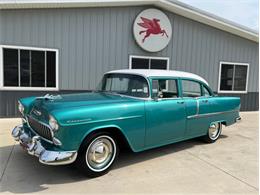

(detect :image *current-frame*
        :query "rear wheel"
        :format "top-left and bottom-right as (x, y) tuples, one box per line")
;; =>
(203, 122), (222, 143)
(76, 132), (118, 177)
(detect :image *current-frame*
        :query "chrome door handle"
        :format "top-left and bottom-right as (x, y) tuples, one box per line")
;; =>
(177, 101), (184, 104)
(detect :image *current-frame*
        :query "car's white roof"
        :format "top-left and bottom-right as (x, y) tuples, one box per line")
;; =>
(107, 69), (208, 85)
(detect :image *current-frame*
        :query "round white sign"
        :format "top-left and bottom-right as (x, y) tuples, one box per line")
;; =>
(133, 9), (172, 52)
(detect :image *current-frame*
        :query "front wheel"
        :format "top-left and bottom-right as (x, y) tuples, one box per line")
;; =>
(202, 122), (222, 143)
(76, 132), (118, 177)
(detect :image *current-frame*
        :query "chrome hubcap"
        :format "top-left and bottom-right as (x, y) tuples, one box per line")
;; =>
(209, 123), (221, 140)
(86, 136), (116, 172)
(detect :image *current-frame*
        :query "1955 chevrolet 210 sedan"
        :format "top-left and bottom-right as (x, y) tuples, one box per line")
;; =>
(12, 69), (241, 177)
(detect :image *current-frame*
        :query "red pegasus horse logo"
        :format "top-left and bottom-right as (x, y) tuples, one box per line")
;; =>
(138, 17), (168, 43)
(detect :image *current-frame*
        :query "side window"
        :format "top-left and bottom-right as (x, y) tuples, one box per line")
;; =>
(182, 80), (201, 98)
(203, 85), (211, 97)
(152, 79), (178, 98)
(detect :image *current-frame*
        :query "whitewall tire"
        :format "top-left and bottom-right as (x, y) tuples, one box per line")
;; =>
(76, 132), (118, 177)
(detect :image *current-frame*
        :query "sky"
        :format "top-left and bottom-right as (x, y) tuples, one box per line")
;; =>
(179, 0), (259, 32)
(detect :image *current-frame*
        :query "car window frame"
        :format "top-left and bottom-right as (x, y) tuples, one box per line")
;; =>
(149, 77), (181, 100)
(101, 73), (151, 99)
(180, 78), (203, 98)
(180, 78), (213, 99)
(201, 83), (213, 97)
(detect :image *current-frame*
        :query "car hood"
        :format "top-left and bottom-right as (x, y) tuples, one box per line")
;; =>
(32, 92), (140, 113)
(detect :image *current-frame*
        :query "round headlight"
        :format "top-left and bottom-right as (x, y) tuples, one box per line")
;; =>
(18, 101), (24, 115)
(49, 115), (59, 131)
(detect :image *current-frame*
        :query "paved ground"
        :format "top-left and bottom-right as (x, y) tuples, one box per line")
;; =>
(0, 112), (258, 194)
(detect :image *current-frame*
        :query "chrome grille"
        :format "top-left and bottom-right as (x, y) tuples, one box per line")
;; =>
(27, 116), (52, 141)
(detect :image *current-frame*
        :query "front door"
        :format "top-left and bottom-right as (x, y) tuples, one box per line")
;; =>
(144, 78), (186, 147)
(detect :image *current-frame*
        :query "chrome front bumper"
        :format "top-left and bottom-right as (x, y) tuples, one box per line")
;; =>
(12, 125), (77, 165)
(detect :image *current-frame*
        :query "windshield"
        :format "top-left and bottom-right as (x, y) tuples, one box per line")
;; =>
(97, 73), (149, 98)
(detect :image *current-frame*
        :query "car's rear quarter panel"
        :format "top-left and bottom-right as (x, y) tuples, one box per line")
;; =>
(185, 96), (240, 137)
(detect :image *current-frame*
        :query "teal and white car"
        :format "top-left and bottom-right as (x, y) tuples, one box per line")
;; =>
(12, 69), (241, 177)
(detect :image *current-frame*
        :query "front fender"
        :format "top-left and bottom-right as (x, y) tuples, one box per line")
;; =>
(80, 124), (135, 151)
(52, 102), (146, 152)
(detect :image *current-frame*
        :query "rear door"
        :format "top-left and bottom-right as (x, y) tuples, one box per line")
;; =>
(181, 79), (211, 137)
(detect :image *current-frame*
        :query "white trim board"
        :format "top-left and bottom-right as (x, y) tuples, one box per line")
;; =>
(0, 0), (258, 42)
(0, 45), (59, 91)
(218, 61), (249, 94)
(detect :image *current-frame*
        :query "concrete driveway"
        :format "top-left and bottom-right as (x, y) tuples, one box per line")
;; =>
(0, 112), (258, 194)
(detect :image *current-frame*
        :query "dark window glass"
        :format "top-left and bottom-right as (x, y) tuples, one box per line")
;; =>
(150, 59), (167, 69)
(31, 51), (45, 87)
(20, 50), (30, 86)
(3, 49), (18, 86)
(234, 65), (247, 91)
(220, 64), (234, 91)
(131, 58), (149, 69)
(182, 80), (202, 98)
(47, 51), (56, 87)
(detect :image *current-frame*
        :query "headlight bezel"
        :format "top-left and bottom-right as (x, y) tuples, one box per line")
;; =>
(18, 101), (24, 115)
(49, 115), (59, 131)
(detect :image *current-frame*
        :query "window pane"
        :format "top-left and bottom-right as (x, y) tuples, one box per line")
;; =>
(131, 58), (149, 69)
(47, 51), (56, 87)
(31, 51), (45, 87)
(182, 80), (201, 97)
(109, 77), (129, 92)
(220, 64), (234, 91)
(20, 50), (30, 86)
(150, 59), (167, 69)
(234, 65), (247, 91)
(152, 79), (178, 98)
(3, 48), (18, 86)
(101, 74), (149, 97)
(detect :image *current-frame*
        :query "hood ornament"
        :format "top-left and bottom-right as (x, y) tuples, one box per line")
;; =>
(36, 94), (62, 101)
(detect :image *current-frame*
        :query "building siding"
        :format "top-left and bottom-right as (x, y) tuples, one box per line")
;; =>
(0, 6), (259, 117)
(0, 6), (258, 91)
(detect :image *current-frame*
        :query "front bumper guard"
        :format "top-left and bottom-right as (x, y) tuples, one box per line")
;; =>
(12, 125), (77, 165)
(235, 117), (242, 123)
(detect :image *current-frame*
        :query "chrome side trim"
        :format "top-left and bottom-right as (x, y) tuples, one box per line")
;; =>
(187, 110), (239, 119)
(66, 115), (143, 125)
(196, 98), (199, 115)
